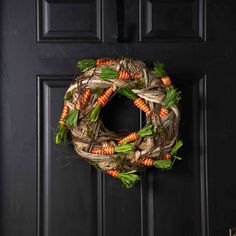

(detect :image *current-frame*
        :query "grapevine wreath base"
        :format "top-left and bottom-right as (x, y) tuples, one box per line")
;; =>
(55, 57), (183, 188)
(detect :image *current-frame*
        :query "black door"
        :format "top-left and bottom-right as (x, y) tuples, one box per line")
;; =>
(1, 0), (236, 236)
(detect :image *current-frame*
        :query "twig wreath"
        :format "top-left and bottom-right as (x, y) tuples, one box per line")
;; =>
(55, 58), (183, 188)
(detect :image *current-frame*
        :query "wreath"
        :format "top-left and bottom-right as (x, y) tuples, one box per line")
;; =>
(55, 58), (183, 188)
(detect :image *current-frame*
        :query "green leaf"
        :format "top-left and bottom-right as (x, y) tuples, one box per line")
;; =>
(117, 87), (137, 100)
(55, 124), (69, 144)
(88, 104), (101, 122)
(77, 59), (96, 72)
(153, 159), (172, 169)
(138, 124), (153, 137)
(65, 109), (79, 127)
(115, 143), (135, 153)
(100, 67), (118, 80)
(170, 140), (183, 161)
(163, 86), (182, 108)
(118, 170), (140, 188)
(152, 62), (167, 77)
(171, 140), (183, 156)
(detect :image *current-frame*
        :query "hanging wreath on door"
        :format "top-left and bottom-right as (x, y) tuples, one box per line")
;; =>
(55, 58), (183, 188)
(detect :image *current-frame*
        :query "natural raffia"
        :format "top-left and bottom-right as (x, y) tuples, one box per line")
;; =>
(55, 58), (183, 188)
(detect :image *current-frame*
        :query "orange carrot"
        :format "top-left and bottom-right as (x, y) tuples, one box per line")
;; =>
(159, 107), (169, 119)
(118, 132), (138, 144)
(131, 73), (142, 79)
(137, 158), (154, 166)
(154, 153), (171, 160)
(97, 87), (113, 107)
(55, 103), (69, 144)
(75, 99), (81, 110)
(74, 88), (91, 110)
(134, 98), (152, 116)
(164, 152), (171, 160)
(58, 104), (69, 126)
(118, 70), (130, 80)
(91, 146), (115, 155)
(106, 169), (120, 178)
(81, 88), (91, 106)
(161, 76), (172, 86)
(96, 58), (116, 66)
(118, 124), (153, 144)
(118, 70), (141, 80)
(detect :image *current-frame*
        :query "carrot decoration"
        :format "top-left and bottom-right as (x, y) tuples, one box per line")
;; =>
(92, 146), (115, 155)
(55, 103), (69, 144)
(138, 158), (153, 166)
(138, 152), (172, 166)
(106, 170), (140, 188)
(100, 67), (141, 80)
(66, 89), (91, 127)
(118, 132), (138, 145)
(159, 107), (169, 118)
(134, 98), (152, 116)
(163, 153), (171, 160)
(88, 86), (114, 122)
(118, 124), (153, 144)
(97, 87), (114, 106)
(137, 158), (171, 169)
(161, 77), (171, 86)
(77, 58), (116, 72)
(152, 62), (172, 86)
(170, 140), (183, 160)
(117, 87), (152, 116)
(91, 143), (135, 155)
(138, 140), (183, 168)
(96, 58), (116, 66)
(159, 86), (181, 119)
(153, 160), (172, 169)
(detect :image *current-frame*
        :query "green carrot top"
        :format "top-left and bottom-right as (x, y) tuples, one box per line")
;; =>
(171, 140), (183, 160)
(138, 124), (153, 137)
(163, 86), (181, 109)
(152, 62), (167, 77)
(117, 87), (137, 100)
(115, 142), (135, 153)
(77, 59), (96, 72)
(100, 67), (118, 80)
